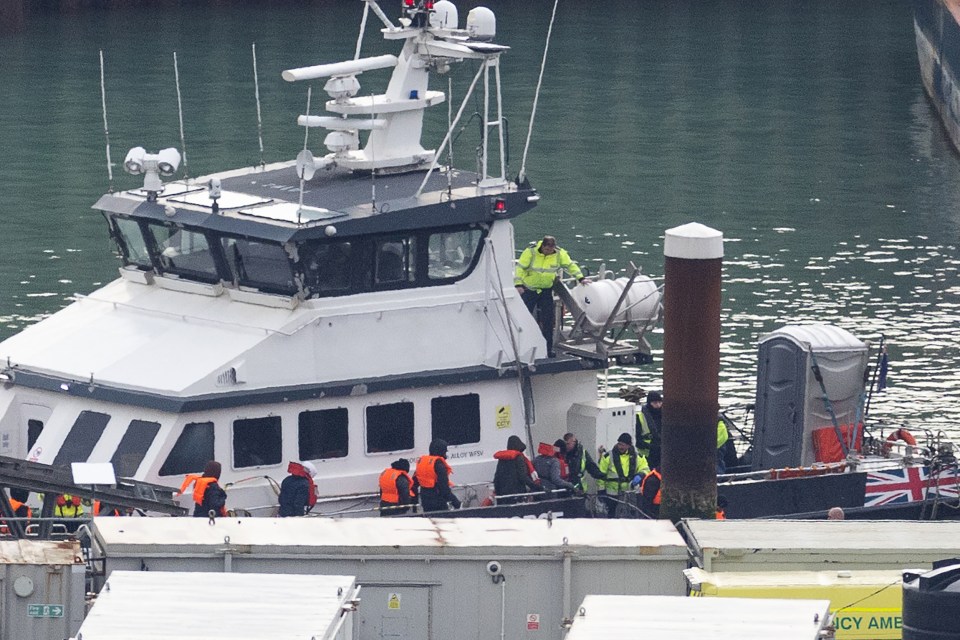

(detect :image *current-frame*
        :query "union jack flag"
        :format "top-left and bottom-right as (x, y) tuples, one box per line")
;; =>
(864, 466), (960, 507)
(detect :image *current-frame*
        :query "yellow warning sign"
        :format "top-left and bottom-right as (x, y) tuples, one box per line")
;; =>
(388, 593), (401, 610)
(496, 405), (511, 429)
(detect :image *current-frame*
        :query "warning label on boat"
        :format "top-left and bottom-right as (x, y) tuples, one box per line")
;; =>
(496, 406), (511, 429)
(388, 593), (401, 610)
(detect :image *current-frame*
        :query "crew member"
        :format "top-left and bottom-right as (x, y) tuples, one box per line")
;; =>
(415, 439), (461, 513)
(561, 432), (604, 492)
(9, 489), (32, 519)
(515, 235), (586, 357)
(379, 458), (416, 516)
(181, 460), (228, 518)
(598, 433), (649, 518)
(278, 461), (318, 517)
(717, 416), (731, 474)
(54, 493), (85, 533)
(636, 390), (663, 468)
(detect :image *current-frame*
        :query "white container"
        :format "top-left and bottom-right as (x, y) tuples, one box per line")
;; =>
(571, 276), (660, 327)
(682, 518), (960, 572)
(565, 594), (831, 640)
(72, 571), (359, 640)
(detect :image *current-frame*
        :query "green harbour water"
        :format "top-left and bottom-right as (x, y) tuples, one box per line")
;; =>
(0, 0), (957, 437)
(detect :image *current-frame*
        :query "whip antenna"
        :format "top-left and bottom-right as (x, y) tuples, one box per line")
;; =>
(252, 43), (265, 169)
(354, 1), (369, 60)
(518, 0), (560, 183)
(173, 52), (189, 182)
(99, 50), (114, 193)
(446, 76), (454, 197)
(297, 86), (312, 225)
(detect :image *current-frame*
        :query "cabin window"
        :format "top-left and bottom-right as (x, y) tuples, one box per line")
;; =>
(113, 217), (153, 269)
(147, 223), (220, 283)
(301, 241), (354, 296)
(431, 394), (481, 446)
(298, 408), (349, 460)
(159, 421), (214, 476)
(374, 237), (416, 286)
(221, 237), (297, 295)
(428, 229), (482, 280)
(366, 402), (414, 453)
(232, 416), (282, 468)
(27, 419), (44, 451)
(110, 419), (161, 477)
(53, 411), (110, 466)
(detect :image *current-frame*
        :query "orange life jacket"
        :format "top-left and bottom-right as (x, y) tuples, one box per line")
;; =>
(716, 509), (726, 520)
(640, 469), (662, 505)
(9, 498), (32, 519)
(192, 477), (220, 506)
(415, 455), (453, 489)
(379, 469), (415, 504)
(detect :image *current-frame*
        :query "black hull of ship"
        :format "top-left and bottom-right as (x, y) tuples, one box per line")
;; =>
(915, 0), (960, 153)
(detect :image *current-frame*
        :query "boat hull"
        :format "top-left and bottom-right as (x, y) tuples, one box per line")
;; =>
(915, 0), (960, 152)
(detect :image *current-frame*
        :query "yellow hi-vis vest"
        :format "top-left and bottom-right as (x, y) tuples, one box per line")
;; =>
(515, 242), (584, 291)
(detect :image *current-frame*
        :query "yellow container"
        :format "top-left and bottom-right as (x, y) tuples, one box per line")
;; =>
(684, 567), (905, 639)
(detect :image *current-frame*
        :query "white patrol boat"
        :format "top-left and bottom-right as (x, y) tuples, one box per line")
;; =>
(0, 0), (659, 515)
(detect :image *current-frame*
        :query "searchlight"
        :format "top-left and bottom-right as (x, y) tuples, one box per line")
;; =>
(123, 146), (181, 201)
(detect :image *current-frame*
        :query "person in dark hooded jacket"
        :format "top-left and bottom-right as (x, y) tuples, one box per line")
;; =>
(533, 440), (577, 497)
(278, 461), (318, 517)
(416, 439), (461, 512)
(493, 435), (540, 504)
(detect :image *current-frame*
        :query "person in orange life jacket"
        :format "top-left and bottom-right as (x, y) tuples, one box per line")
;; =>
(514, 235), (586, 358)
(9, 488), (32, 519)
(716, 495), (729, 520)
(416, 439), (461, 512)
(379, 458), (416, 516)
(278, 461), (318, 517)
(533, 440), (577, 498)
(1, 489), (32, 534)
(639, 468), (662, 519)
(92, 501), (129, 517)
(493, 435), (541, 504)
(181, 460), (228, 518)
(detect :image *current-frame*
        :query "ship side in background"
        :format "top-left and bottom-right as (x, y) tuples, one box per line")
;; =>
(915, 0), (960, 151)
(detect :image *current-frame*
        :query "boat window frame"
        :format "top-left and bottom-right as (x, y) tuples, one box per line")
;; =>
(295, 223), (488, 299)
(431, 393), (482, 446)
(232, 415), (283, 470)
(53, 410), (111, 467)
(158, 421), (215, 477)
(142, 221), (226, 285)
(110, 419), (162, 478)
(298, 407), (349, 461)
(106, 214), (157, 272)
(219, 235), (299, 297)
(365, 402), (415, 455)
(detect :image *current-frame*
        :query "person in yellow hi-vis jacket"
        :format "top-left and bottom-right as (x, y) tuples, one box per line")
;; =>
(515, 235), (586, 358)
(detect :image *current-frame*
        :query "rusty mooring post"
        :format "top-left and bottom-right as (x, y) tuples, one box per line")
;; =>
(659, 222), (723, 522)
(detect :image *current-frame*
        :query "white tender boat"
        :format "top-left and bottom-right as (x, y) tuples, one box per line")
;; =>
(0, 0), (658, 515)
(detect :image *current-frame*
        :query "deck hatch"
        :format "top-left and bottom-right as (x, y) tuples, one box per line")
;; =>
(237, 202), (342, 224)
(168, 190), (271, 210)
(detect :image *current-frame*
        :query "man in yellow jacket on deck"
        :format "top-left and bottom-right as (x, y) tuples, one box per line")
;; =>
(515, 235), (585, 358)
